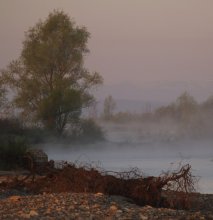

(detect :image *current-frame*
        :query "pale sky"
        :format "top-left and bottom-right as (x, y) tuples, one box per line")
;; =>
(0, 0), (213, 102)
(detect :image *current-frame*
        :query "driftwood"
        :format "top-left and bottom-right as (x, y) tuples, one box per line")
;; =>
(2, 162), (197, 209)
(101, 164), (196, 208)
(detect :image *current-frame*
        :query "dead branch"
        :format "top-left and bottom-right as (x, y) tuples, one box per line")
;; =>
(1, 161), (197, 209)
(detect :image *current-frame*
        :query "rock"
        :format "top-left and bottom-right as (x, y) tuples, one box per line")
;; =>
(109, 205), (118, 212)
(0, 192), (213, 219)
(95, 192), (103, 196)
(19, 213), (31, 219)
(45, 208), (51, 214)
(29, 210), (38, 216)
(8, 196), (21, 202)
(144, 205), (153, 209)
(139, 214), (148, 220)
(115, 209), (123, 218)
(92, 204), (100, 209)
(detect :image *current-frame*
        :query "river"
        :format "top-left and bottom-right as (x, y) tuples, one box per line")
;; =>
(44, 123), (213, 194)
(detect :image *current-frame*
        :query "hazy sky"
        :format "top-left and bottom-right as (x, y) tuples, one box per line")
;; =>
(1, 1), (213, 102)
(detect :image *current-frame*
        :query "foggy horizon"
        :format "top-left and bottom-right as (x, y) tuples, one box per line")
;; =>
(1, 2), (213, 213)
(1, 1), (213, 104)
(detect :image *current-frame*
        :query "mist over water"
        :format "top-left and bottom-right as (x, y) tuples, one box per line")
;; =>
(43, 122), (213, 194)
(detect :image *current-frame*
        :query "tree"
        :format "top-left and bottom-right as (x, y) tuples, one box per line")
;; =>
(175, 92), (198, 123)
(0, 88), (5, 110)
(0, 77), (7, 117)
(202, 95), (213, 111)
(103, 95), (116, 120)
(1, 10), (103, 134)
(155, 103), (176, 121)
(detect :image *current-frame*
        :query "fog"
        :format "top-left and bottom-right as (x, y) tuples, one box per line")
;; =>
(1, 1), (213, 197)
(42, 121), (213, 194)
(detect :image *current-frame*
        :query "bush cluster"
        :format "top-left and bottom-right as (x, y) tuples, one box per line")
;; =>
(0, 118), (29, 170)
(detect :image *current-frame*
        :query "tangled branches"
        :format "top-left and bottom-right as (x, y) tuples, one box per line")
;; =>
(1, 162), (197, 209)
(160, 164), (196, 192)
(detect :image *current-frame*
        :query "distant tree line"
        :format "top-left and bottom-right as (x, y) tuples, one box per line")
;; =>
(101, 92), (213, 139)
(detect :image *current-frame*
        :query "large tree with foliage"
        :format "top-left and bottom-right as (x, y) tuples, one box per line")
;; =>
(1, 10), (102, 134)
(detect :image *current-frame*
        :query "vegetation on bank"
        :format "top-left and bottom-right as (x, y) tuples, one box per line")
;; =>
(0, 118), (29, 169)
(0, 117), (104, 170)
(0, 10), (102, 136)
(101, 92), (213, 139)
(0, 9), (213, 170)
(0, 10), (104, 170)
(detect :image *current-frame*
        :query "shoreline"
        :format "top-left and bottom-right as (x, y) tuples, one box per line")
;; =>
(0, 192), (213, 219)
(1, 172), (213, 219)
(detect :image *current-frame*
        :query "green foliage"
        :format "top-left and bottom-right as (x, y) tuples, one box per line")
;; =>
(0, 118), (29, 170)
(67, 118), (104, 142)
(79, 119), (104, 141)
(0, 88), (5, 106)
(37, 88), (82, 133)
(0, 81), (6, 115)
(0, 118), (24, 135)
(1, 10), (103, 134)
(0, 136), (29, 170)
